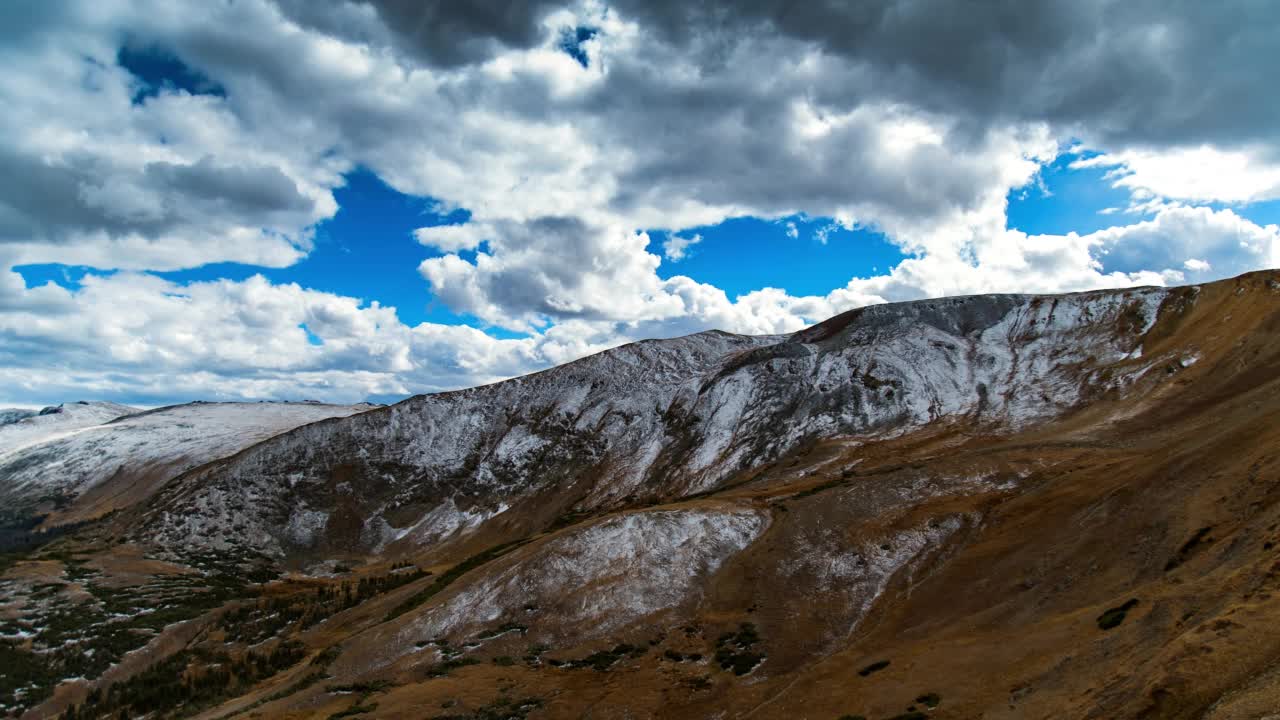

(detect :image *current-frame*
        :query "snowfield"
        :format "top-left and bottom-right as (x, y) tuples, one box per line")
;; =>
(0, 401), (377, 518)
(0, 401), (138, 459)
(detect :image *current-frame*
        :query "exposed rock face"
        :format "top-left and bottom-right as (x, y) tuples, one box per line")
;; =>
(140, 286), (1173, 559)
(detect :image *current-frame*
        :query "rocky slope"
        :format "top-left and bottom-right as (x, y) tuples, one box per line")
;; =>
(138, 285), (1175, 564)
(5, 270), (1280, 720)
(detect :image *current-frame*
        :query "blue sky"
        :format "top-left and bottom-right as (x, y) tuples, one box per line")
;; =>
(2, 1), (1279, 407)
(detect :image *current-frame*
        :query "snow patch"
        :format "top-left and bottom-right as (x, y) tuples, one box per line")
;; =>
(391, 507), (769, 659)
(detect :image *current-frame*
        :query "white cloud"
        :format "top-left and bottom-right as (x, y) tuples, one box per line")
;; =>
(1073, 145), (1280, 206)
(414, 223), (493, 252)
(662, 233), (701, 261)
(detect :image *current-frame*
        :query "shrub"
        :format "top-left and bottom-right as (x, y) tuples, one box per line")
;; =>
(1097, 599), (1140, 630)
(857, 659), (890, 677)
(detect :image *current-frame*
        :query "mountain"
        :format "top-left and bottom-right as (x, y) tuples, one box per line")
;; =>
(4, 270), (1280, 719)
(134, 285), (1169, 565)
(0, 401), (378, 534)
(0, 402), (139, 457)
(0, 409), (37, 428)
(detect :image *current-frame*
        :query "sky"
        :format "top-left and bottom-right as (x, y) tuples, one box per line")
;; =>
(2, 1), (1280, 407)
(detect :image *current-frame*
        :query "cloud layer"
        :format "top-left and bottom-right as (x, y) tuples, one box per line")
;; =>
(1, 0), (1278, 405)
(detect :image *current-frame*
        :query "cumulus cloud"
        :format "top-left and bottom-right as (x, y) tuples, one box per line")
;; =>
(0, 271), (548, 405)
(1073, 146), (1280, 205)
(0, 5), (343, 271)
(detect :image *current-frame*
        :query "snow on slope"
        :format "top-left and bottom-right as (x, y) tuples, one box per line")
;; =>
(0, 401), (138, 459)
(141, 286), (1182, 558)
(334, 507), (770, 677)
(0, 409), (36, 427)
(0, 401), (377, 521)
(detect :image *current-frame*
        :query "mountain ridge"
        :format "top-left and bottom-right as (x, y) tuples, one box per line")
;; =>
(131, 280), (1179, 566)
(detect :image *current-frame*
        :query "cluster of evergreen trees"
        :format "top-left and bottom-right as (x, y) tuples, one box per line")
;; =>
(221, 567), (428, 642)
(60, 641), (307, 720)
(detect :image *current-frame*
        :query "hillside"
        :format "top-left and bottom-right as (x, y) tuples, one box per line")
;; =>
(0, 401), (378, 538)
(3, 271), (1280, 719)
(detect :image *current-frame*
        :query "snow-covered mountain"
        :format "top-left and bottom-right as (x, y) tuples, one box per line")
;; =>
(0, 401), (377, 526)
(0, 401), (139, 458)
(0, 408), (36, 427)
(137, 286), (1183, 560)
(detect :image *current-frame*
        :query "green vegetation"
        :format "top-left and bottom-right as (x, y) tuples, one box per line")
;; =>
(714, 623), (765, 676)
(426, 657), (481, 677)
(325, 680), (392, 694)
(434, 696), (544, 720)
(857, 659), (890, 677)
(547, 509), (592, 532)
(476, 621), (527, 639)
(522, 642), (550, 666)
(684, 675), (713, 691)
(1165, 527), (1213, 571)
(222, 568), (427, 643)
(559, 643), (647, 671)
(3, 557), (262, 713)
(1097, 598), (1140, 630)
(61, 641), (307, 719)
(915, 692), (941, 708)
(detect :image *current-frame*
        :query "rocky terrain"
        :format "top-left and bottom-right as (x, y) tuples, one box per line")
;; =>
(3, 270), (1280, 719)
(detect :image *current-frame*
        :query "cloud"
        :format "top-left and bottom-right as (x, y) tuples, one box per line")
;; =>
(1073, 146), (1280, 205)
(2, 0), (1280, 404)
(273, 0), (566, 68)
(414, 223), (492, 252)
(0, 270), (543, 405)
(609, 0), (1280, 151)
(0, 3), (342, 271)
(1090, 204), (1280, 280)
(662, 233), (700, 261)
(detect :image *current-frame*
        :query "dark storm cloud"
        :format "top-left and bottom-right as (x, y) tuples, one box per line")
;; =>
(144, 157), (312, 216)
(580, 54), (1001, 225)
(0, 148), (313, 247)
(610, 0), (1280, 150)
(272, 0), (564, 67)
